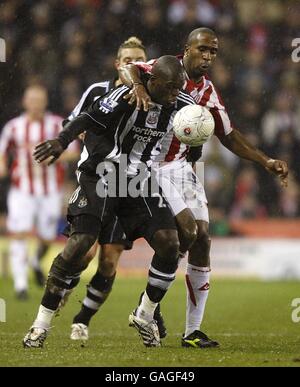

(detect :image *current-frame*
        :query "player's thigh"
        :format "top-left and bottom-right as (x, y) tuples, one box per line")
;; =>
(6, 188), (35, 234)
(117, 194), (178, 246)
(158, 173), (187, 217)
(37, 193), (62, 241)
(173, 163), (209, 222)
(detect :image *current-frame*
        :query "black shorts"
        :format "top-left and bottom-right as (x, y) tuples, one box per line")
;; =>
(98, 215), (133, 250)
(67, 172), (105, 235)
(67, 173), (132, 249)
(107, 193), (177, 244)
(67, 172), (177, 244)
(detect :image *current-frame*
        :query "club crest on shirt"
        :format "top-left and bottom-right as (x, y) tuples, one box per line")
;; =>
(78, 196), (88, 208)
(146, 110), (159, 125)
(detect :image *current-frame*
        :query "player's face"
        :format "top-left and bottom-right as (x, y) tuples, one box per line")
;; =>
(184, 33), (218, 78)
(23, 87), (48, 117)
(115, 48), (147, 70)
(149, 73), (185, 106)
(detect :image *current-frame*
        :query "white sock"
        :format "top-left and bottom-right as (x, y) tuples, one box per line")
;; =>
(9, 239), (28, 292)
(33, 305), (55, 330)
(185, 263), (210, 338)
(136, 291), (158, 322)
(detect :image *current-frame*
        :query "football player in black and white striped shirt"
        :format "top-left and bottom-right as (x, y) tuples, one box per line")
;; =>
(60, 38), (170, 342)
(23, 56), (197, 348)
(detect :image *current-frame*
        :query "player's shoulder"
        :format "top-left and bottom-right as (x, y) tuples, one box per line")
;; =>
(105, 84), (131, 100)
(85, 80), (112, 96)
(95, 85), (131, 114)
(80, 80), (113, 105)
(176, 90), (195, 108)
(2, 115), (23, 130)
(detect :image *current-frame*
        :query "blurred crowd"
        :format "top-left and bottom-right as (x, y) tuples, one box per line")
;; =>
(0, 0), (300, 235)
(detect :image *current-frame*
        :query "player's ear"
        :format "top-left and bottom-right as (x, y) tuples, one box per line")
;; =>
(184, 45), (190, 56)
(115, 59), (120, 71)
(149, 74), (157, 84)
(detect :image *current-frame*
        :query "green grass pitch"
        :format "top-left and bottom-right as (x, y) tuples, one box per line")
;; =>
(0, 275), (300, 367)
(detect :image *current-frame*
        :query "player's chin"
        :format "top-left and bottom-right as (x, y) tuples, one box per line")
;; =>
(197, 64), (210, 73)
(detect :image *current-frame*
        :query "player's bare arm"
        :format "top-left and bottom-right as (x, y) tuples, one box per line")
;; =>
(119, 63), (152, 111)
(220, 128), (289, 187)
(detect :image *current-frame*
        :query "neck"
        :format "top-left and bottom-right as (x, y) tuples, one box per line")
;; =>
(26, 112), (44, 122)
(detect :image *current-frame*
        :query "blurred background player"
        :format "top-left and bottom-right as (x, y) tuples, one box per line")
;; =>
(119, 27), (288, 347)
(60, 37), (167, 341)
(0, 84), (78, 299)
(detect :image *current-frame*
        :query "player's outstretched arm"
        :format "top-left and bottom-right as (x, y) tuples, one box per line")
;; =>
(119, 63), (153, 111)
(33, 114), (93, 165)
(221, 128), (288, 187)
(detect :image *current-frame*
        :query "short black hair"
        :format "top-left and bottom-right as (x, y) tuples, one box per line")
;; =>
(152, 55), (183, 80)
(186, 28), (217, 45)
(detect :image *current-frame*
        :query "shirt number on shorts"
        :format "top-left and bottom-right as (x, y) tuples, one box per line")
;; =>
(153, 193), (166, 208)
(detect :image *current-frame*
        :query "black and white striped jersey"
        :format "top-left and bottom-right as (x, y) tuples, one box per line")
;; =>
(64, 80), (115, 125)
(76, 84), (196, 176)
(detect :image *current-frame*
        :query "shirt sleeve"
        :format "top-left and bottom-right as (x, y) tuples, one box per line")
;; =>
(82, 85), (132, 128)
(133, 59), (156, 74)
(67, 86), (99, 122)
(206, 83), (233, 140)
(58, 86), (132, 149)
(210, 107), (233, 140)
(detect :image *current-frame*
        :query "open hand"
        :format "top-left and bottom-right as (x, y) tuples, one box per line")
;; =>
(33, 139), (64, 165)
(123, 84), (153, 111)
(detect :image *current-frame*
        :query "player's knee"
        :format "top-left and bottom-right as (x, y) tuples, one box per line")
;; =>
(64, 233), (97, 263)
(82, 242), (98, 266)
(196, 228), (211, 249)
(152, 230), (180, 260)
(180, 221), (198, 250)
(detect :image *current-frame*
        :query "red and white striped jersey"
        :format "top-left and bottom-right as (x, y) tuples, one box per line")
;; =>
(135, 57), (233, 162)
(0, 113), (66, 195)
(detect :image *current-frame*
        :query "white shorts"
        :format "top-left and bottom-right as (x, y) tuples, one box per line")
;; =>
(154, 160), (209, 223)
(7, 188), (63, 240)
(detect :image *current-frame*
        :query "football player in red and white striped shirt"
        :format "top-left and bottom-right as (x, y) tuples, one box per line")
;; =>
(119, 27), (288, 348)
(0, 84), (78, 299)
